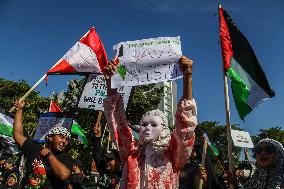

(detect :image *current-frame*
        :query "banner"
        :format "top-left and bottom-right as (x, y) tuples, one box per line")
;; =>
(231, 129), (254, 148)
(78, 74), (132, 110)
(33, 112), (73, 142)
(111, 36), (182, 88)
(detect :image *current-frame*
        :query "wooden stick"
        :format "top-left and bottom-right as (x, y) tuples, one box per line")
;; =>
(9, 74), (47, 113)
(198, 139), (208, 189)
(223, 73), (234, 189)
(101, 123), (107, 146)
(244, 148), (251, 161)
(8, 58), (63, 113)
(107, 131), (111, 152)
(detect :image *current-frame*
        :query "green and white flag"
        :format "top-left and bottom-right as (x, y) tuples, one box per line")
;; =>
(71, 120), (88, 146)
(203, 133), (220, 157)
(0, 112), (19, 155)
(0, 112), (13, 137)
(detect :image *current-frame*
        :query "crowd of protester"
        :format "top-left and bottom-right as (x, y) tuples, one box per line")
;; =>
(1, 135), (283, 189)
(0, 56), (283, 188)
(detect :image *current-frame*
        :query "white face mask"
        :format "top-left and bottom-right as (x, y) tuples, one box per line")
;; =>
(139, 115), (163, 144)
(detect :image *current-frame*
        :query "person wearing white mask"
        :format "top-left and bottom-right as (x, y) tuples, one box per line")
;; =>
(103, 56), (197, 189)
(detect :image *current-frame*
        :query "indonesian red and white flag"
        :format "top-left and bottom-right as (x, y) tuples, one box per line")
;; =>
(47, 27), (108, 75)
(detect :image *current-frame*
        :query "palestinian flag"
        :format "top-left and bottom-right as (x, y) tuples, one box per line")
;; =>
(203, 133), (220, 157)
(47, 27), (108, 75)
(219, 6), (275, 120)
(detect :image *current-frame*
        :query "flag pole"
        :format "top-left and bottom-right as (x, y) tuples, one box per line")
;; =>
(101, 124), (107, 146)
(219, 4), (234, 189)
(244, 148), (251, 161)
(198, 139), (208, 189)
(223, 74), (234, 189)
(8, 74), (47, 113)
(8, 58), (63, 113)
(107, 130), (111, 152)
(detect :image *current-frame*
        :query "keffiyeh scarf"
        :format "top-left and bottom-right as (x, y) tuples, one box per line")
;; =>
(244, 138), (284, 189)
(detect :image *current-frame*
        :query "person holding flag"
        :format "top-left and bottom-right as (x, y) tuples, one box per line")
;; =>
(103, 55), (197, 188)
(13, 100), (73, 189)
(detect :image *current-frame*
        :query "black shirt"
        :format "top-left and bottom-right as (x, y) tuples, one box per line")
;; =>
(21, 139), (72, 189)
(91, 137), (121, 189)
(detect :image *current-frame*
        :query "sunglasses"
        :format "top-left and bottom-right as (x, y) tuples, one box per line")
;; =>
(254, 145), (276, 154)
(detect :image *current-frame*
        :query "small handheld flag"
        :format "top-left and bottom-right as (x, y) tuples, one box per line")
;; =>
(203, 133), (220, 157)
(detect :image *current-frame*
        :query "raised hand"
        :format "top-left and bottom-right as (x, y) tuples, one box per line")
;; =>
(14, 99), (25, 111)
(93, 123), (102, 138)
(178, 56), (194, 100)
(103, 60), (117, 80)
(178, 56), (193, 76)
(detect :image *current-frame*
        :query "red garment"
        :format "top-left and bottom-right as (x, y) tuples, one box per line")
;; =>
(104, 93), (197, 189)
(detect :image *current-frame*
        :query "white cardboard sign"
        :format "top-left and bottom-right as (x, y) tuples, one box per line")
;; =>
(231, 129), (254, 148)
(78, 74), (132, 110)
(111, 36), (182, 88)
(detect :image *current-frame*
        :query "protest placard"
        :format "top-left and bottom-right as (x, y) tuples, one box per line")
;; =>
(33, 112), (73, 143)
(231, 129), (254, 148)
(78, 74), (132, 110)
(111, 36), (182, 88)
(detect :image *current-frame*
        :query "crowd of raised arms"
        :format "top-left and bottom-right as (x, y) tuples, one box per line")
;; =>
(0, 56), (283, 189)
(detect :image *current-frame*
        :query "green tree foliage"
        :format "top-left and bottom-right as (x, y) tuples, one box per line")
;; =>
(0, 78), (49, 137)
(126, 84), (164, 124)
(252, 126), (284, 145)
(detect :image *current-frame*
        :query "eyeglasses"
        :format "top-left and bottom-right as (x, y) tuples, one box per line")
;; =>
(254, 145), (276, 154)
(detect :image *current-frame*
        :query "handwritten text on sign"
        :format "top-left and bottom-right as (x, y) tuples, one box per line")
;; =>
(111, 36), (182, 88)
(231, 129), (254, 148)
(33, 113), (73, 143)
(78, 74), (132, 110)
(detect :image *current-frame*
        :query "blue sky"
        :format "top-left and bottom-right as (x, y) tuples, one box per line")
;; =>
(0, 0), (283, 135)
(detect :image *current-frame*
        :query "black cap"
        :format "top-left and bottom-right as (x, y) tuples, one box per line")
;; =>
(103, 149), (120, 160)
